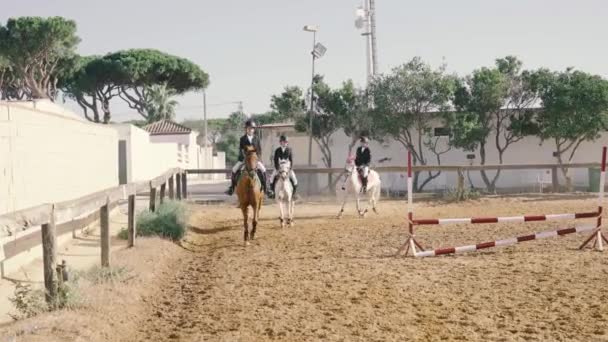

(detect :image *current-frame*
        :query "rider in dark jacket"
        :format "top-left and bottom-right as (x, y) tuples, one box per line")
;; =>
(225, 119), (268, 196)
(355, 136), (371, 193)
(269, 135), (298, 198)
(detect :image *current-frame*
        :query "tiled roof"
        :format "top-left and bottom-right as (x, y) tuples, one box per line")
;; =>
(143, 120), (192, 135)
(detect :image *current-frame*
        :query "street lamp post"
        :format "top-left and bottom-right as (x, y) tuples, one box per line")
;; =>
(303, 25), (318, 172)
(303, 25), (327, 195)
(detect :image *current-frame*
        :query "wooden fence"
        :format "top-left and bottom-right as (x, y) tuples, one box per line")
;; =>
(187, 162), (601, 193)
(0, 168), (188, 303)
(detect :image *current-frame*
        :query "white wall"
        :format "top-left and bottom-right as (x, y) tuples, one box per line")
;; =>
(262, 124), (608, 192)
(0, 100), (118, 215)
(113, 124), (177, 182)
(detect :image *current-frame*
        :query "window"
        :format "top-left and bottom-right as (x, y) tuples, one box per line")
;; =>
(434, 127), (451, 137)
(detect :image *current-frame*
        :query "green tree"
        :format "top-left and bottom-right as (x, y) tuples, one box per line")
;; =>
(0, 17), (80, 99)
(104, 49), (208, 120)
(216, 111), (247, 165)
(531, 68), (608, 190)
(369, 57), (456, 191)
(450, 56), (537, 192)
(144, 83), (179, 122)
(60, 55), (122, 123)
(270, 86), (306, 121)
(0, 56), (29, 100)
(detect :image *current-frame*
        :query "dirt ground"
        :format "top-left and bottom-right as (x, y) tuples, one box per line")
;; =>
(2, 195), (608, 341)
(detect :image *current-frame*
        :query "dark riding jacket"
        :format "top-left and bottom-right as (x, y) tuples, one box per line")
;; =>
(355, 146), (371, 166)
(238, 134), (262, 162)
(273, 146), (293, 169)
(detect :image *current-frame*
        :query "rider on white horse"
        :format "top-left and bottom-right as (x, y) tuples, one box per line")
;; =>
(225, 119), (269, 196)
(269, 135), (298, 198)
(355, 135), (372, 193)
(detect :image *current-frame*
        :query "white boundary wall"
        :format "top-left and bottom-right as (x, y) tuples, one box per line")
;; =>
(0, 100), (118, 215)
(113, 124), (177, 182)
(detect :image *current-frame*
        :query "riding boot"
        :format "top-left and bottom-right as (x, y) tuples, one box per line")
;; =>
(269, 176), (277, 199)
(256, 169), (268, 194)
(292, 182), (299, 199)
(225, 172), (237, 195)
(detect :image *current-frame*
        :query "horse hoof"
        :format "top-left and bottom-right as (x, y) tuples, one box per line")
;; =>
(245, 241), (250, 246)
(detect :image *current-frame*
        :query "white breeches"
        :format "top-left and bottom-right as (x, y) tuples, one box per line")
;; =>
(233, 161), (266, 173)
(359, 165), (369, 177)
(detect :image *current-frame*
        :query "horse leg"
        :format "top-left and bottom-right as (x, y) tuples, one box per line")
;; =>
(337, 195), (347, 219)
(372, 185), (380, 214)
(251, 202), (260, 240)
(356, 195), (364, 217)
(278, 199), (286, 228)
(242, 206), (249, 246)
(289, 197), (295, 227)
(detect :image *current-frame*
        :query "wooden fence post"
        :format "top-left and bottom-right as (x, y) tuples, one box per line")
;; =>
(160, 182), (166, 205)
(551, 166), (559, 192)
(100, 197), (110, 267)
(176, 173), (182, 200)
(149, 183), (157, 212)
(41, 205), (57, 304)
(168, 175), (175, 200)
(182, 172), (188, 200)
(128, 194), (136, 248)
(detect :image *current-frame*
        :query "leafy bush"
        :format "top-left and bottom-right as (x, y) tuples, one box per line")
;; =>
(136, 201), (187, 241)
(9, 280), (80, 320)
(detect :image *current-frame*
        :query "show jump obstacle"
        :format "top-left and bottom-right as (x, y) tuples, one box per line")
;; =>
(398, 147), (608, 257)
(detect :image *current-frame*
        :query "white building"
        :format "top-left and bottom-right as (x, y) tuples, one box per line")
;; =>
(259, 122), (608, 193)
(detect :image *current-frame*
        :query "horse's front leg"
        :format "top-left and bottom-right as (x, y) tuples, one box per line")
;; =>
(356, 195), (365, 218)
(278, 198), (286, 228)
(242, 206), (249, 246)
(288, 196), (295, 227)
(251, 201), (259, 240)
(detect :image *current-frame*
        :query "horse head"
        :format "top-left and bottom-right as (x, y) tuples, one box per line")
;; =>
(245, 146), (258, 170)
(278, 159), (291, 179)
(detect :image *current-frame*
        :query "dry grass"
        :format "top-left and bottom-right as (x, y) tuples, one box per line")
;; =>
(0, 237), (187, 342)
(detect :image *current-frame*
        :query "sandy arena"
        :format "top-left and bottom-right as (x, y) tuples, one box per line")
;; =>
(130, 195), (608, 341)
(2, 195), (608, 341)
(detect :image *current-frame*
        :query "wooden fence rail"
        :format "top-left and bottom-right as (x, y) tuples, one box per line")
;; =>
(187, 162), (601, 193)
(0, 168), (188, 304)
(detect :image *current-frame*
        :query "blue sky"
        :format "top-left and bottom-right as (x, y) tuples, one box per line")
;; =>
(2, 0), (607, 121)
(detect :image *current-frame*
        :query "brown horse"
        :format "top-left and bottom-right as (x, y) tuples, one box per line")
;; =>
(236, 146), (264, 245)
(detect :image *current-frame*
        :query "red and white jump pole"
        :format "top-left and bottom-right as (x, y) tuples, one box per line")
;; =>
(396, 150), (425, 256)
(399, 146), (608, 257)
(579, 146), (607, 251)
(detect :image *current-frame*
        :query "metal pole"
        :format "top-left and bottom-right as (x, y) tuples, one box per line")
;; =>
(307, 31), (317, 195)
(364, 0), (373, 84)
(203, 90), (208, 149)
(369, 0), (378, 77)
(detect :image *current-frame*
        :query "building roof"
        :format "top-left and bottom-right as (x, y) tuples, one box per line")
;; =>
(143, 120), (192, 135)
(258, 122), (296, 129)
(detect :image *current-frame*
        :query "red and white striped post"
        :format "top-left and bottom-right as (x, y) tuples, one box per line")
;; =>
(397, 150), (425, 256)
(580, 146), (607, 251)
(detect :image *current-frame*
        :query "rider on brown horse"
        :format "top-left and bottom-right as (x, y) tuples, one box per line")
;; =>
(225, 119), (269, 196)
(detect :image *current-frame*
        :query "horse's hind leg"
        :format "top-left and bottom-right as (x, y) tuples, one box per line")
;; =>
(337, 196), (347, 219)
(242, 206), (249, 245)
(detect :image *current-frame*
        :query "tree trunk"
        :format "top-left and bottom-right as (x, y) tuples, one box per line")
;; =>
(478, 142), (496, 193)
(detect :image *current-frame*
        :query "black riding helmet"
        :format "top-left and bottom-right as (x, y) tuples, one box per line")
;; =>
(245, 119), (256, 128)
(279, 135), (288, 142)
(360, 136), (369, 143)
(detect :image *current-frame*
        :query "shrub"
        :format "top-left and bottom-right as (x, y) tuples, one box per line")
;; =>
(136, 201), (187, 241)
(443, 188), (481, 202)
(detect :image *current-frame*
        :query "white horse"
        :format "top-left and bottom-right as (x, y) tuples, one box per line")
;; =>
(336, 159), (381, 218)
(275, 160), (295, 228)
